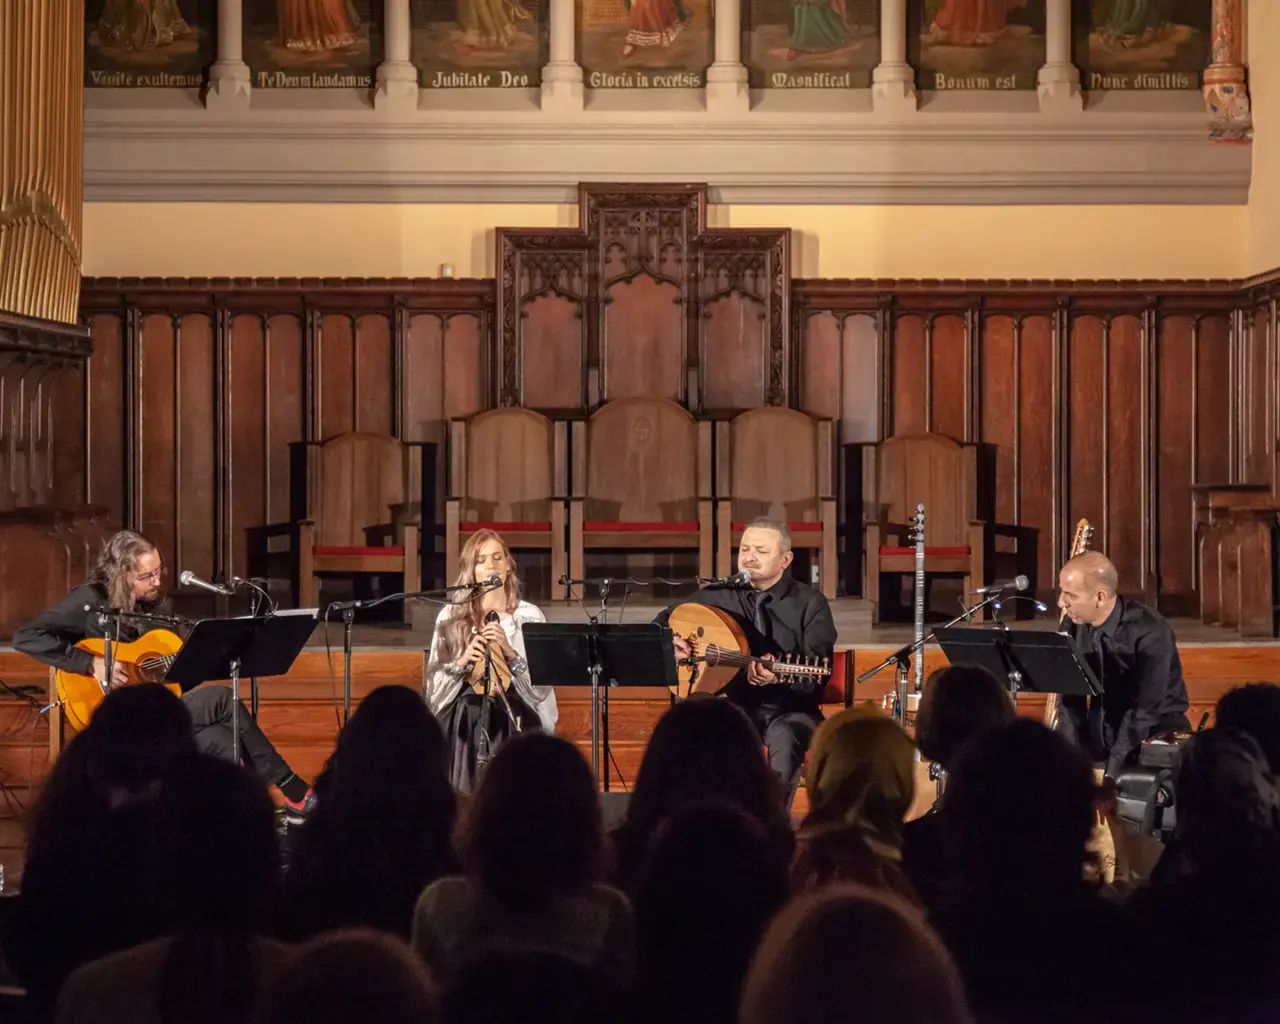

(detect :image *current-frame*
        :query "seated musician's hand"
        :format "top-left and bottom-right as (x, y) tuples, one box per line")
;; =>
(673, 635), (691, 660)
(748, 654), (778, 686)
(481, 622), (516, 659)
(92, 656), (129, 690)
(454, 635), (487, 671)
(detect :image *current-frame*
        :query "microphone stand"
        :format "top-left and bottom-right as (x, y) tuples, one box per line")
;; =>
(857, 592), (1004, 729)
(325, 579), (504, 725)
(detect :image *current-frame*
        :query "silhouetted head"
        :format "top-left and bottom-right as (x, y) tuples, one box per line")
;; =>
(915, 664), (1014, 770)
(1215, 682), (1280, 775)
(457, 733), (602, 911)
(85, 684), (196, 805)
(442, 951), (610, 1024)
(943, 718), (1095, 896)
(257, 930), (437, 1024)
(614, 697), (788, 890)
(740, 884), (973, 1024)
(149, 754), (281, 933)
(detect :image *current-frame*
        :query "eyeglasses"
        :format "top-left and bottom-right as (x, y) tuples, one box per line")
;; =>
(135, 566), (166, 584)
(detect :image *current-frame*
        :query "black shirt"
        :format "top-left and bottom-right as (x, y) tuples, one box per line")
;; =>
(1070, 595), (1190, 777)
(654, 573), (837, 714)
(12, 582), (163, 676)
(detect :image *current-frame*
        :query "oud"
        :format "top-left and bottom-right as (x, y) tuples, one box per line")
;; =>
(1045, 518), (1094, 731)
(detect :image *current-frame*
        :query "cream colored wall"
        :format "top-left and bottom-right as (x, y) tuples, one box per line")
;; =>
(83, 200), (1248, 281)
(1248, 0), (1279, 276)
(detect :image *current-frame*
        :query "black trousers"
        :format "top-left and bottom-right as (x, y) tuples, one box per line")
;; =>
(747, 706), (821, 806)
(182, 684), (292, 787)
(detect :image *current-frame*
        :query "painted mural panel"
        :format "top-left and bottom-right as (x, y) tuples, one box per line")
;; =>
(908, 0), (1046, 91)
(411, 0), (548, 87)
(743, 0), (879, 89)
(1075, 0), (1210, 90)
(577, 0), (713, 88)
(85, 0), (215, 87)
(245, 0), (380, 87)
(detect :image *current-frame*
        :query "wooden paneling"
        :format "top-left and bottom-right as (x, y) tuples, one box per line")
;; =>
(981, 315), (1016, 526)
(1107, 315), (1144, 588)
(1157, 316), (1196, 596)
(1018, 316), (1055, 590)
(318, 313), (355, 440)
(86, 313), (125, 521)
(703, 290), (766, 412)
(604, 275), (683, 403)
(177, 315), (216, 579)
(840, 313), (880, 444)
(799, 311), (839, 420)
(892, 315), (928, 436)
(355, 314), (394, 437)
(265, 315), (306, 526)
(1197, 316), (1233, 484)
(230, 314), (267, 574)
(930, 314), (967, 440)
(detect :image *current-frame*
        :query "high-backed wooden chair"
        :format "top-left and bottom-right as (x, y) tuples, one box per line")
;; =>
(243, 432), (428, 612)
(714, 408), (837, 599)
(862, 433), (986, 624)
(446, 408), (569, 597)
(569, 398), (712, 584)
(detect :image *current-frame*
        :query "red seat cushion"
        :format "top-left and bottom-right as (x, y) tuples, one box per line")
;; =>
(314, 546), (405, 557)
(818, 649), (849, 705)
(460, 521), (552, 532)
(584, 521), (699, 532)
(879, 545), (970, 556)
(731, 521), (823, 532)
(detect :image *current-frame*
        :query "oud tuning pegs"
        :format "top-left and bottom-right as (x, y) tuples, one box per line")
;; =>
(822, 657), (830, 670)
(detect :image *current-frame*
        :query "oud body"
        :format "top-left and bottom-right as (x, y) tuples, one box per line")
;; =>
(54, 630), (184, 732)
(666, 602), (829, 699)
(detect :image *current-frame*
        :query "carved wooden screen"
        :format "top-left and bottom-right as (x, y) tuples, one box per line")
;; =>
(496, 184), (791, 415)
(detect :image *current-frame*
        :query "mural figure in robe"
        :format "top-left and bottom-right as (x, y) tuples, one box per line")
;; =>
(277, 0), (360, 50)
(621, 0), (690, 57)
(458, 0), (531, 49)
(1100, 0), (1174, 46)
(785, 0), (875, 61)
(98, 0), (192, 49)
(928, 0), (1026, 46)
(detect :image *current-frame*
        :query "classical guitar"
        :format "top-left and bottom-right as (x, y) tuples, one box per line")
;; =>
(666, 602), (830, 699)
(1045, 518), (1094, 731)
(54, 629), (184, 732)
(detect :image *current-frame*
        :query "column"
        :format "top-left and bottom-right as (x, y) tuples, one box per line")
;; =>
(0, 1), (82, 322)
(206, 0), (251, 108)
(541, 0), (584, 112)
(1204, 0), (1251, 140)
(1037, 0), (1082, 112)
(376, 0), (419, 111)
(706, 0), (748, 114)
(872, 0), (916, 114)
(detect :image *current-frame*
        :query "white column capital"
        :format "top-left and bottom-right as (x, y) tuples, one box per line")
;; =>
(872, 0), (916, 115)
(205, 0), (250, 110)
(1038, 0), (1082, 113)
(706, 0), (748, 114)
(375, 0), (418, 112)
(542, 0), (583, 111)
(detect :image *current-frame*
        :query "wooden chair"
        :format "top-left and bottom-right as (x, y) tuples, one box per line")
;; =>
(569, 398), (713, 584)
(445, 408), (569, 598)
(248, 433), (431, 614)
(714, 408), (837, 599)
(861, 433), (987, 624)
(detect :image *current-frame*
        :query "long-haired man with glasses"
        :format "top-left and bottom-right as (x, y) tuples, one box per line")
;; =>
(14, 530), (313, 820)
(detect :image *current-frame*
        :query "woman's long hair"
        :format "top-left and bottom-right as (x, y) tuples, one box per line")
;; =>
(430, 530), (522, 669)
(89, 529), (158, 611)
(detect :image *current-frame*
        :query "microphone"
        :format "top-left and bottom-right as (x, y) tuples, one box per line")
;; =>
(476, 574), (503, 589)
(178, 570), (236, 597)
(971, 575), (1029, 596)
(699, 570), (752, 587)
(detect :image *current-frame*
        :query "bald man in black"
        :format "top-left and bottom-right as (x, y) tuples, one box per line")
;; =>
(1056, 551), (1190, 779)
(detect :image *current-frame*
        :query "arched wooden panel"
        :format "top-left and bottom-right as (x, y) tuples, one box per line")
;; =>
(444, 314), (485, 421)
(521, 293), (584, 412)
(230, 313), (266, 576)
(1196, 316), (1232, 484)
(800, 310), (839, 420)
(1107, 314), (1144, 588)
(460, 408), (554, 521)
(1019, 316), (1055, 590)
(86, 313), (125, 522)
(355, 314), (393, 437)
(603, 273), (683, 402)
(316, 433), (412, 548)
(703, 290), (766, 412)
(841, 313), (880, 444)
(930, 314), (967, 441)
(981, 315), (1016, 526)
(404, 313), (444, 446)
(176, 314), (216, 581)
(1068, 315), (1106, 541)
(318, 313), (355, 439)
(874, 433), (974, 547)
(1157, 315), (1195, 596)
(139, 313), (176, 563)
(892, 315), (927, 436)
(724, 407), (820, 521)
(265, 314), (305, 526)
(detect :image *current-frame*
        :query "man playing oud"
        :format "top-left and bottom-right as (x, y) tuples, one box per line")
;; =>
(14, 530), (313, 819)
(655, 518), (837, 794)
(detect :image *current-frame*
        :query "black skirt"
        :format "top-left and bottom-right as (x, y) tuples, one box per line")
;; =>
(442, 687), (538, 793)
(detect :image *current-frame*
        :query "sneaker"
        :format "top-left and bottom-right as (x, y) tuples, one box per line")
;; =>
(282, 787), (315, 825)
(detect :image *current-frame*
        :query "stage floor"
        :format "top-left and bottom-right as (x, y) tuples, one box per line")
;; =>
(302, 597), (1280, 650)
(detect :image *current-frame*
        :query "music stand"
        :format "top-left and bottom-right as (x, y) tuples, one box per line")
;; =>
(165, 610), (317, 760)
(934, 627), (1101, 709)
(522, 622), (677, 791)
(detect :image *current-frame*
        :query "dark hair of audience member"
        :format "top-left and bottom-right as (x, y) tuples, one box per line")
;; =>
(915, 664), (1014, 769)
(442, 951), (611, 1024)
(739, 884), (973, 1024)
(280, 684), (458, 939)
(632, 801), (789, 1024)
(456, 732), (603, 912)
(1215, 682), (1280, 776)
(149, 753), (283, 1024)
(610, 696), (790, 892)
(942, 718), (1096, 898)
(255, 930), (437, 1024)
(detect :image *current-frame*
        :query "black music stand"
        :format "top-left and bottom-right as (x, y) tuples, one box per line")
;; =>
(934, 627), (1101, 708)
(165, 610), (317, 760)
(522, 622), (677, 792)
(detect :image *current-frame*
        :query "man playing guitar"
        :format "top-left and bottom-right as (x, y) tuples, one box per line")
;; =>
(656, 517), (837, 796)
(14, 530), (313, 820)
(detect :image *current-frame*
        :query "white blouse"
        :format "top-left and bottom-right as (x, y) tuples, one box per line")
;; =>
(424, 600), (558, 733)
